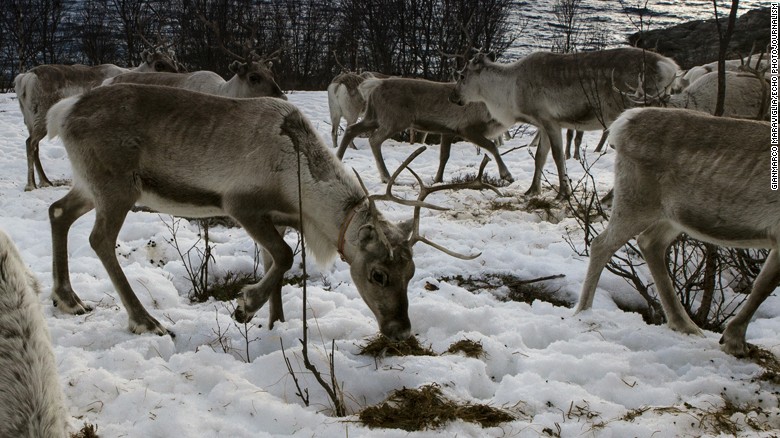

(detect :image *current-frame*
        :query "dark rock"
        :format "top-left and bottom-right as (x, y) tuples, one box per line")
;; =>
(627, 7), (770, 70)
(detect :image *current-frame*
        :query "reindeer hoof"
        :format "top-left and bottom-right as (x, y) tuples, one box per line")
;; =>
(719, 335), (754, 357)
(129, 314), (168, 336)
(233, 301), (256, 324)
(524, 186), (541, 197)
(268, 314), (284, 330)
(52, 294), (92, 315)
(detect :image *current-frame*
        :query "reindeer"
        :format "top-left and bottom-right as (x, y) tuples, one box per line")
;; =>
(45, 84), (494, 340)
(575, 107), (774, 357)
(328, 71), (369, 149)
(665, 71), (770, 120)
(569, 68), (768, 161)
(450, 47), (679, 199)
(14, 47), (179, 191)
(672, 57), (770, 93)
(103, 55), (286, 100)
(0, 230), (67, 437)
(337, 77), (512, 184)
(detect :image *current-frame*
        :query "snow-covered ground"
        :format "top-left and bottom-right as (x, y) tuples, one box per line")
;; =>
(0, 90), (778, 437)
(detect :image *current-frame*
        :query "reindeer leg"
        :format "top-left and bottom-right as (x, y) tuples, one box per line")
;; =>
(346, 115), (359, 150)
(261, 226), (288, 328)
(90, 197), (170, 336)
(50, 188), (94, 314)
(337, 119), (375, 160)
(594, 130), (609, 153)
(25, 137), (37, 191)
(575, 216), (650, 313)
(565, 129), (573, 160)
(637, 221), (703, 336)
(434, 135), (454, 183)
(543, 122), (571, 200)
(330, 115), (340, 149)
(30, 125), (52, 189)
(368, 127), (394, 183)
(574, 130), (583, 160)
(526, 129), (550, 196)
(464, 129), (513, 183)
(228, 211), (293, 325)
(721, 249), (780, 356)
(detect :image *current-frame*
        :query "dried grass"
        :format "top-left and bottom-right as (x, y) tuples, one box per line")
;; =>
(358, 383), (514, 431)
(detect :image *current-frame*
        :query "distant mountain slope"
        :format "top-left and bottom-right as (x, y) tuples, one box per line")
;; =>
(628, 7), (770, 70)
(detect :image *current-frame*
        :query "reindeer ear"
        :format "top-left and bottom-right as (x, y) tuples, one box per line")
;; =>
(265, 60), (274, 69)
(470, 54), (487, 70)
(358, 224), (376, 248)
(229, 61), (242, 74)
(397, 219), (414, 240)
(486, 51), (497, 62)
(141, 50), (151, 63)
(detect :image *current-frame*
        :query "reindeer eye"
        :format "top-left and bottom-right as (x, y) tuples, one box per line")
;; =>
(370, 269), (389, 287)
(249, 74), (260, 83)
(154, 62), (165, 71)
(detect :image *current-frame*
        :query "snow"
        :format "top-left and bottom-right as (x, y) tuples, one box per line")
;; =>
(0, 89), (779, 437)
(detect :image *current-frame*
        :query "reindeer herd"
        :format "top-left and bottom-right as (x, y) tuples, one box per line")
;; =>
(0, 34), (774, 435)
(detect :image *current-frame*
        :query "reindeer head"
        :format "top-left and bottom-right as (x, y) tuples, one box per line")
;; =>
(228, 56), (287, 100)
(347, 213), (415, 341)
(344, 147), (500, 341)
(450, 50), (496, 106)
(140, 47), (180, 73)
(197, 13), (287, 100)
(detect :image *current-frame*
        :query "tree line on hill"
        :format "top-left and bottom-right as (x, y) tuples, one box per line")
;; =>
(0, 0), (515, 91)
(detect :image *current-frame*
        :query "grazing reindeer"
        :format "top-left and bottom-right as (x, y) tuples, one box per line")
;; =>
(0, 230), (67, 437)
(46, 84), (490, 340)
(450, 47), (679, 198)
(14, 47), (179, 191)
(104, 50), (286, 100)
(337, 77), (512, 184)
(672, 57), (769, 93)
(666, 71), (769, 120)
(575, 107), (774, 357)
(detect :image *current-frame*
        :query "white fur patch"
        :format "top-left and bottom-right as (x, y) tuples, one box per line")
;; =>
(0, 230), (67, 437)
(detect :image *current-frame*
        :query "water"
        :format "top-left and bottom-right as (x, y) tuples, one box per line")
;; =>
(508, 0), (773, 58)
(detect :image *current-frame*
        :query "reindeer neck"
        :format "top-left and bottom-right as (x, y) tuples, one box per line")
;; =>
(335, 199), (371, 264)
(293, 153), (368, 266)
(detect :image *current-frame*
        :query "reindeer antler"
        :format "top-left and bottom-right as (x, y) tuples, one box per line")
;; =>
(197, 12), (261, 63)
(611, 69), (670, 106)
(405, 153), (501, 260)
(354, 146), (501, 260)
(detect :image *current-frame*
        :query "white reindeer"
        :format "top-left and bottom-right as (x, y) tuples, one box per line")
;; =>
(327, 71), (369, 149)
(14, 48), (180, 191)
(0, 229), (67, 437)
(450, 47), (679, 198)
(575, 107), (774, 357)
(45, 83), (489, 340)
(337, 77), (512, 184)
(104, 58), (286, 100)
(672, 57), (770, 93)
(666, 71), (769, 120)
